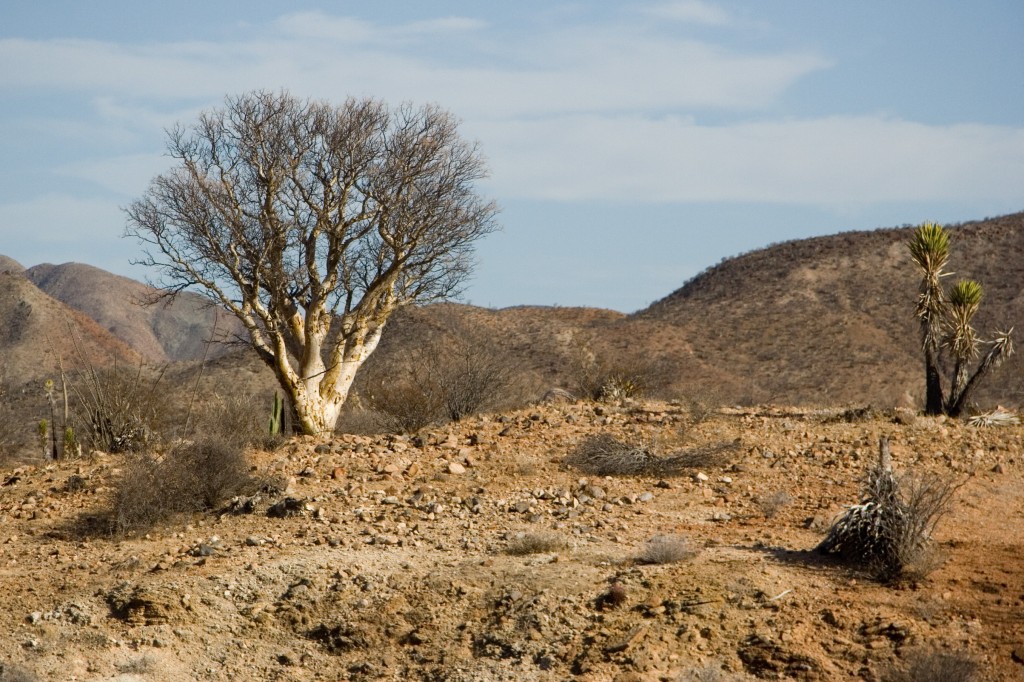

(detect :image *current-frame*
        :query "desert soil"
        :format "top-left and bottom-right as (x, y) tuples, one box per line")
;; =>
(1, 400), (1022, 681)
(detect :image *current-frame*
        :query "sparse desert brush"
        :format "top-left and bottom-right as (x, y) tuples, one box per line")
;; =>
(69, 363), (168, 453)
(564, 433), (734, 477)
(756, 490), (793, 519)
(106, 436), (257, 536)
(816, 438), (962, 581)
(0, 662), (40, 682)
(191, 391), (285, 450)
(569, 338), (674, 402)
(505, 531), (567, 556)
(637, 535), (697, 565)
(881, 647), (981, 682)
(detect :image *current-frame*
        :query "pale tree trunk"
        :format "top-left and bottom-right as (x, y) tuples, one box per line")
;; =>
(283, 323), (386, 435)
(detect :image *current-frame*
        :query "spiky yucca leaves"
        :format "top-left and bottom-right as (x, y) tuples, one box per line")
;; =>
(908, 223), (950, 415)
(946, 328), (1015, 418)
(817, 438), (960, 581)
(945, 279), (983, 411)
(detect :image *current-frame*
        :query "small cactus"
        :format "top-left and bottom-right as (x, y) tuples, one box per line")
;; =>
(268, 391), (284, 436)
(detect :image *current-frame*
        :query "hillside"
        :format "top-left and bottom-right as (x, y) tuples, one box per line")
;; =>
(26, 262), (241, 364)
(637, 212), (1024, 408)
(0, 271), (141, 378)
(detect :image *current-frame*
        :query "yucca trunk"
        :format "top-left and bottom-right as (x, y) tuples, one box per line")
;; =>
(946, 331), (1014, 418)
(908, 223), (950, 416)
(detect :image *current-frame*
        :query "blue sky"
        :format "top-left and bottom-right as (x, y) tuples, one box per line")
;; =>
(2, 1), (1022, 312)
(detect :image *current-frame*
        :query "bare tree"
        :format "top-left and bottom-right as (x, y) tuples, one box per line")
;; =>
(126, 91), (498, 434)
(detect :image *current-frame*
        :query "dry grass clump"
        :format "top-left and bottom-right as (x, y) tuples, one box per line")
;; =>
(756, 490), (793, 519)
(881, 647), (981, 682)
(816, 438), (961, 581)
(106, 436), (258, 536)
(0, 662), (41, 682)
(564, 433), (734, 477)
(190, 392), (285, 450)
(637, 535), (697, 565)
(505, 531), (568, 556)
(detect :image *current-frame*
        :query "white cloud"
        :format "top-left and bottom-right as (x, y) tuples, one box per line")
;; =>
(645, 1), (732, 25)
(477, 115), (1024, 204)
(0, 14), (828, 117)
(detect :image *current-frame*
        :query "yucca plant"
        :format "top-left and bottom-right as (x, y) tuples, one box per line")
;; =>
(907, 223), (1014, 417)
(908, 223), (950, 415)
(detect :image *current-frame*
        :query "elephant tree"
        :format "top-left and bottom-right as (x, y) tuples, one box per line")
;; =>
(126, 91), (498, 434)
(908, 223), (1014, 417)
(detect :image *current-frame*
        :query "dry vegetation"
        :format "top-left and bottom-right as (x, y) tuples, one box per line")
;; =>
(0, 213), (1022, 679)
(0, 398), (1022, 680)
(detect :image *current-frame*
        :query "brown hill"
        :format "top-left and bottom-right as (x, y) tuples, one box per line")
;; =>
(636, 212), (1024, 408)
(0, 255), (24, 274)
(25, 262), (241, 363)
(0, 270), (141, 379)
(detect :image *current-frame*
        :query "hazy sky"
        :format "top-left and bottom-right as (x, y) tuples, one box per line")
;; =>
(2, 1), (1022, 311)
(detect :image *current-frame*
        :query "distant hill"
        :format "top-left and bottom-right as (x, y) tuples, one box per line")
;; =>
(636, 212), (1024, 407)
(25, 262), (242, 363)
(2, 211), (1020, 416)
(0, 270), (141, 381)
(0, 255), (24, 274)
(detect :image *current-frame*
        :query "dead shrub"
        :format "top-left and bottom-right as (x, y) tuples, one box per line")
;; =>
(816, 438), (962, 581)
(191, 392), (285, 450)
(756, 491), (793, 519)
(637, 535), (697, 565)
(881, 647), (980, 682)
(570, 343), (672, 402)
(564, 433), (735, 477)
(364, 367), (444, 434)
(506, 531), (567, 556)
(363, 328), (524, 434)
(69, 363), (167, 453)
(107, 436), (256, 535)
(0, 663), (40, 682)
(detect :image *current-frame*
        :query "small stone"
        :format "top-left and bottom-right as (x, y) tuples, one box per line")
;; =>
(695, 472), (710, 482)
(448, 462), (466, 475)
(382, 496), (401, 505)
(27, 612), (42, 624)
(638, 492), (654, 503)
(992, 463), (1007, 474)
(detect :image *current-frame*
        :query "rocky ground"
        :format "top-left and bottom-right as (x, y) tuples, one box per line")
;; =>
(0, 400), (1022, 681)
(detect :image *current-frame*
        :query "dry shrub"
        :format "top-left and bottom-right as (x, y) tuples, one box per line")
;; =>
(756, 491), (793, 519)
(881, 647), (980, 682)
(0, 383), (25, 462)
(570, 343), (673, 402)
(506, 532), (567, 556)
(363, 328), (524, 434)
(637, 535), (697, 565)
(564, 433), (734, 477)
(70, 364), (167, 453)
(107, 436), (256, 535)
(0, 663), (40, 682)
(364, 368), (444, 434)
(816, 438), (961, 581)
(191, 392), (285, 450)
